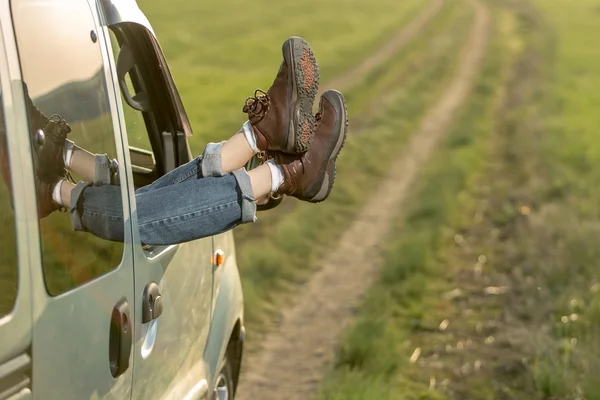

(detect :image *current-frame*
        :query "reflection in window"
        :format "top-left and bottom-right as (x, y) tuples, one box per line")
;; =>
(109, 30), (153, 152)
(0, 89), (19, 317)
(12, 0), (124, 295)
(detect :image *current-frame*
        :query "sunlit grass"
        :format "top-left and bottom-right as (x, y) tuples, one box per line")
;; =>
(318, 9), (508, 397)
(137, 0), (429, 148)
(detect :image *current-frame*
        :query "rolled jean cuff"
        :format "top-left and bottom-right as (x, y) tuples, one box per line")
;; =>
(232, 168), (256, 223)
(94, 154), (118, 185)
(70, 181), (94, 231)
(201, 141), (226, 177)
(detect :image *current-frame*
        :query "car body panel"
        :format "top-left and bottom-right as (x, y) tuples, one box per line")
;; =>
(206, 232), (244, 376)
(0, 0), (244, 397)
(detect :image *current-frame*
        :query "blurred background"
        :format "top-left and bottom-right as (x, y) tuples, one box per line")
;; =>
(135, 0), (600, 398)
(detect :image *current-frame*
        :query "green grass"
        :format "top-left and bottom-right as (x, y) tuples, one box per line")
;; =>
(319, 0), (600, 398)
(512, 0), (600, 397)
(137, 0), (430, 147)
(317, 7), (512, 397)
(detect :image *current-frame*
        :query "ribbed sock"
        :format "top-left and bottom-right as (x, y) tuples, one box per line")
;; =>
(242, 120), (260, 153)
(52, 179), (66, 206)
(266, 159), (284, 192)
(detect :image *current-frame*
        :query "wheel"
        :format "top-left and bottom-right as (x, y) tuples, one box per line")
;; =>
(213, 356), (235, 400)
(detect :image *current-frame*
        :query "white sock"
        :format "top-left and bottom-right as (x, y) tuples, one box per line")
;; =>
(63, 140), (75, 168)
(266, 159), (284, 192)
(242, 120), (260, 153)
(52, 179), (65, 206)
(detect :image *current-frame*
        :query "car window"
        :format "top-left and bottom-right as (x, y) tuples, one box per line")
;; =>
(11, 0), (125, 295)
(108, 30), (153, 152)
(0, 87), (19, 317)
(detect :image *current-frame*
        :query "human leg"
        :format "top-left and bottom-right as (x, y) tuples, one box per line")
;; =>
(67, 171), (259, 245)
(65, 141), (118, 185)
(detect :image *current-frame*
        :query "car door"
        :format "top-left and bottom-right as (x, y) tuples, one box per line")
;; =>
(100, 8), (215, 398)
(0, 14), (33, 398)
(9, 0), (136, 398)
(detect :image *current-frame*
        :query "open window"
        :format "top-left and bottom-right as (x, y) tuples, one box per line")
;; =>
(107, 22), (192, 188)
(105, 18), (284, 211)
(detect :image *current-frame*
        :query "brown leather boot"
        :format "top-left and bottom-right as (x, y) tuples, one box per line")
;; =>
(243, 36), (319, 154)
(34, 114), (71, 183)
(276, 90), (348, 203)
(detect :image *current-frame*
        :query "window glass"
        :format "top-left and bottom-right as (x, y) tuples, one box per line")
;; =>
(0, 87), (19, 316)
(108, 30), (153, 152)
(12, 0), (124, 295)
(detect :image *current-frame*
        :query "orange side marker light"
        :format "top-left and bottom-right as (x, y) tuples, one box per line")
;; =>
(213, 250), (225, 267)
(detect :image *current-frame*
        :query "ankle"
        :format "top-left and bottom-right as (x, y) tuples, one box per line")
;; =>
(242, 121), (260, 153)
(266, 159), (284, 192)
(52, 179), (66, 206)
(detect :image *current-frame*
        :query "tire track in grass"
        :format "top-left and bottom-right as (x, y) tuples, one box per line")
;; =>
(319, 0), (445, 94)
(237, 2), (490, 399)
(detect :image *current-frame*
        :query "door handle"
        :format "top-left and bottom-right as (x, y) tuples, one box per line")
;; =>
(142, 282), (163, 323)
(109, 298), (132, 378)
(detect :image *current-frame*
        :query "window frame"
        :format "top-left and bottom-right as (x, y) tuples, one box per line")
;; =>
(108, 22), (192, 180)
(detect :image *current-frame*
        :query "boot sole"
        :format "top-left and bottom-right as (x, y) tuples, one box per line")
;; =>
(309, 90), (348, 203)
(284, 37), (319, 154)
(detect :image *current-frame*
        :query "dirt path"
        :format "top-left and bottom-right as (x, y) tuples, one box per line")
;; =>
(237, 2), (490, 399)
(320, 0), (445, 94)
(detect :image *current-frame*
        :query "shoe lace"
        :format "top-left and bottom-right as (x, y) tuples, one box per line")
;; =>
(242, 89), (270, 121)
(43, 114), (71, 141)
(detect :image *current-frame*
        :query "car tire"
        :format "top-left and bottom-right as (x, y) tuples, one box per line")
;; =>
(213, 355), (235, 400)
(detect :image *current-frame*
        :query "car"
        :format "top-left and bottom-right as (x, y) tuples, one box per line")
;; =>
(0, 0), (246, 399)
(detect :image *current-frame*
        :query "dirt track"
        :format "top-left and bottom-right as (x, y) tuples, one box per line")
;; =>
(320, 0), (444, 94)
(237, 2), (490, 399)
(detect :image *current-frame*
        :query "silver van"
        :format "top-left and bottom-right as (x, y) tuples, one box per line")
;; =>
(0, 0), (245, 399)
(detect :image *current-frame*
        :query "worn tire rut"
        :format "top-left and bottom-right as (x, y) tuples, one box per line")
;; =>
(237, 2), (490, 399)
(319, 0), (445, 94)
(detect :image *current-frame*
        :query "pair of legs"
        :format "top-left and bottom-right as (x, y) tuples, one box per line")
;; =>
(60, 131), (273, 245)
(30, 37), (348, 246)
(59, 130), (271, 207)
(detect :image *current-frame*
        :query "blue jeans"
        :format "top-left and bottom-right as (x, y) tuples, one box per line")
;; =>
(69, 142), (257, 245)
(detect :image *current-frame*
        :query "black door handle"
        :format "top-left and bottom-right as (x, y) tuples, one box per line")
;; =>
(109, 298), (132, 378)
(142, 282), (163, 323)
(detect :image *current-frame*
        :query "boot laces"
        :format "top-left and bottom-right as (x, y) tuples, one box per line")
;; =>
(242, 89), (270, 121)
(43, 114), (71, 142)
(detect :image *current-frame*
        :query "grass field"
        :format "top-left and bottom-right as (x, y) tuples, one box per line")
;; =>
(318, 0), (600, 398)
(138, 0), (428, 147)
(233, 1), (473, 335)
